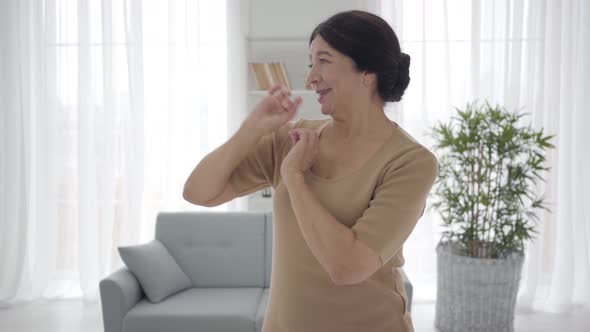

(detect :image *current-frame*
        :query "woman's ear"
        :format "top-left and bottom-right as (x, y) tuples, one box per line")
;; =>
(362, 71), (377, 88)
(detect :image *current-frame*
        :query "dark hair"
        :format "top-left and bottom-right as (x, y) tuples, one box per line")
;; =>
(309, 10), (410, 103)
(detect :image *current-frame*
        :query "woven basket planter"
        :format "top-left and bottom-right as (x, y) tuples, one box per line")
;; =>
(435, 242), (524, 332)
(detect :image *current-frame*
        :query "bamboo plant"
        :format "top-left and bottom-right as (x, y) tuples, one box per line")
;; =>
(429, 100), (556, 259)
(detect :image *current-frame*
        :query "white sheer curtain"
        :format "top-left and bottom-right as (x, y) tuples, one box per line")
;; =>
(0, 0), (228, 306)
(379, 0), (590, 312)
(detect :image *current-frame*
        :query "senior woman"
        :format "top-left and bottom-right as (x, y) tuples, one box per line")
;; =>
(183, 10), (438, 332)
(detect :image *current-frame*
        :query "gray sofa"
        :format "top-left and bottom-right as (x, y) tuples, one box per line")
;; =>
(99, 211), (414, 332)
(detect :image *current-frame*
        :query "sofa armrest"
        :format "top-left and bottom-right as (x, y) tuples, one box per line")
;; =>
(99, 267), (144, 332)
(398, 268), (413, 313)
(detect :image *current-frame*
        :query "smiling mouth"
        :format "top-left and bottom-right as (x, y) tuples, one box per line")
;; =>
(317, 89), (331, 103)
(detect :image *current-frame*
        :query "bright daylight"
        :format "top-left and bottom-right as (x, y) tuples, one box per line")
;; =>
(1, 0), (589, 331)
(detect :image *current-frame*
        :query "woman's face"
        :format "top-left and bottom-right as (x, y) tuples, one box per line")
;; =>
(305, 35), (367, 116)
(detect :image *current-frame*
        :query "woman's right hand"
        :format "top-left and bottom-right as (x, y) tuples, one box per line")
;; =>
(242, 84), (303, 137)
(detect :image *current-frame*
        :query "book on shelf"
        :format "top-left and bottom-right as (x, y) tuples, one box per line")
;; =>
(249, 62), (292, 90)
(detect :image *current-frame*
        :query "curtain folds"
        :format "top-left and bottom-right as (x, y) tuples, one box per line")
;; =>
(0, 0), (228, 306)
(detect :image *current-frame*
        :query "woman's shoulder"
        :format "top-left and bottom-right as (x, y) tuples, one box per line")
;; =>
(293, 117), (330, 130)
(272, 117), (322, 139)
(382, 124), (439, 174)
(269, 118), (309, 154)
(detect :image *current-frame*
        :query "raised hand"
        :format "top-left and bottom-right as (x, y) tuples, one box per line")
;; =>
(280, 127), (319, 185)
(242, 84), (303, 137)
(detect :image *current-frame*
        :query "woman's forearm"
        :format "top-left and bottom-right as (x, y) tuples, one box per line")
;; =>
(182, 123), (265, 205)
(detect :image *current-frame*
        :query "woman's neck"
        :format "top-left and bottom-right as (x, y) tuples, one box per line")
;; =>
(328, 101), (391, 141)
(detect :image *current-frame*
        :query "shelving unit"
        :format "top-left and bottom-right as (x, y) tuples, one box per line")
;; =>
(246, 36), (330, 121)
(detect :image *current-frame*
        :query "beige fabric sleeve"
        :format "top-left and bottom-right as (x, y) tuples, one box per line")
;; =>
(351, 147), (439, 265)
(228, 119), (302, 197)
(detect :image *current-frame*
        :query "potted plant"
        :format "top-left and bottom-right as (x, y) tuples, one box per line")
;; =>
(429, 100), (555, 332)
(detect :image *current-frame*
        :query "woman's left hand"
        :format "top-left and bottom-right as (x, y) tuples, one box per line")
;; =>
(280, 128), (319, 185)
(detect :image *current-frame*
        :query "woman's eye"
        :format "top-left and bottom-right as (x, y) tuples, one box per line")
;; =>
(308, 59), (328, 68)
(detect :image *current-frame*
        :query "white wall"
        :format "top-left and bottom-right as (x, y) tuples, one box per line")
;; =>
(248, 0), (363, 39)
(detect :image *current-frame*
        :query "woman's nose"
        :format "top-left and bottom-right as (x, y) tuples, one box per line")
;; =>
(305, 67), (319, 89)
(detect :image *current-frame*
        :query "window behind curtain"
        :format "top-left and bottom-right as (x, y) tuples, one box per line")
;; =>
(48, 0), (227, 283)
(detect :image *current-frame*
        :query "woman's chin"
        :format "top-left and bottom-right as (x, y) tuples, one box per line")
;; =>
(321, 104), (334, 115)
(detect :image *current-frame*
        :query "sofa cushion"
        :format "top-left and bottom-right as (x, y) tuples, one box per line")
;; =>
(123, 288), (264, 332)
(155, 212), (267, 288)
(118, 239), (192, 303)
(255, 288), (270, 332)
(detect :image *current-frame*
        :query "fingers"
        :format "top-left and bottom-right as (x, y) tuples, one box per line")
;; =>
(306, 129), (319, 161)
(276, 87), (292, 109)
(268, 84), (282, 95)
(289, 129), (319, 157)
(288, 96), (303, 114)
(289, 129), (300, 142)
(271, 85), (301, 112)
(298, 129), (319, 165)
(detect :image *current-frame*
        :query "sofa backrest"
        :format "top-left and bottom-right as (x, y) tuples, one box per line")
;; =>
(264, 212), (272, 288)
(155, 211), (274, 288)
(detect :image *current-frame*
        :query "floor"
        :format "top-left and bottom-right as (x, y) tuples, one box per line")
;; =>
(0, 299), (589, 332)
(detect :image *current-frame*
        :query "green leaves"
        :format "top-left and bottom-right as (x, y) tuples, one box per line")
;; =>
(430, 100), (556, 258)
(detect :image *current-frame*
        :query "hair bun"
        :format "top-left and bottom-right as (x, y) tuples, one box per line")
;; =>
(397, 52), (410, 74)
(378, 52), (411, 103)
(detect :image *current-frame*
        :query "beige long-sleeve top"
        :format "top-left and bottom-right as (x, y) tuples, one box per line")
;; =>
(228, 118), (438, 332)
